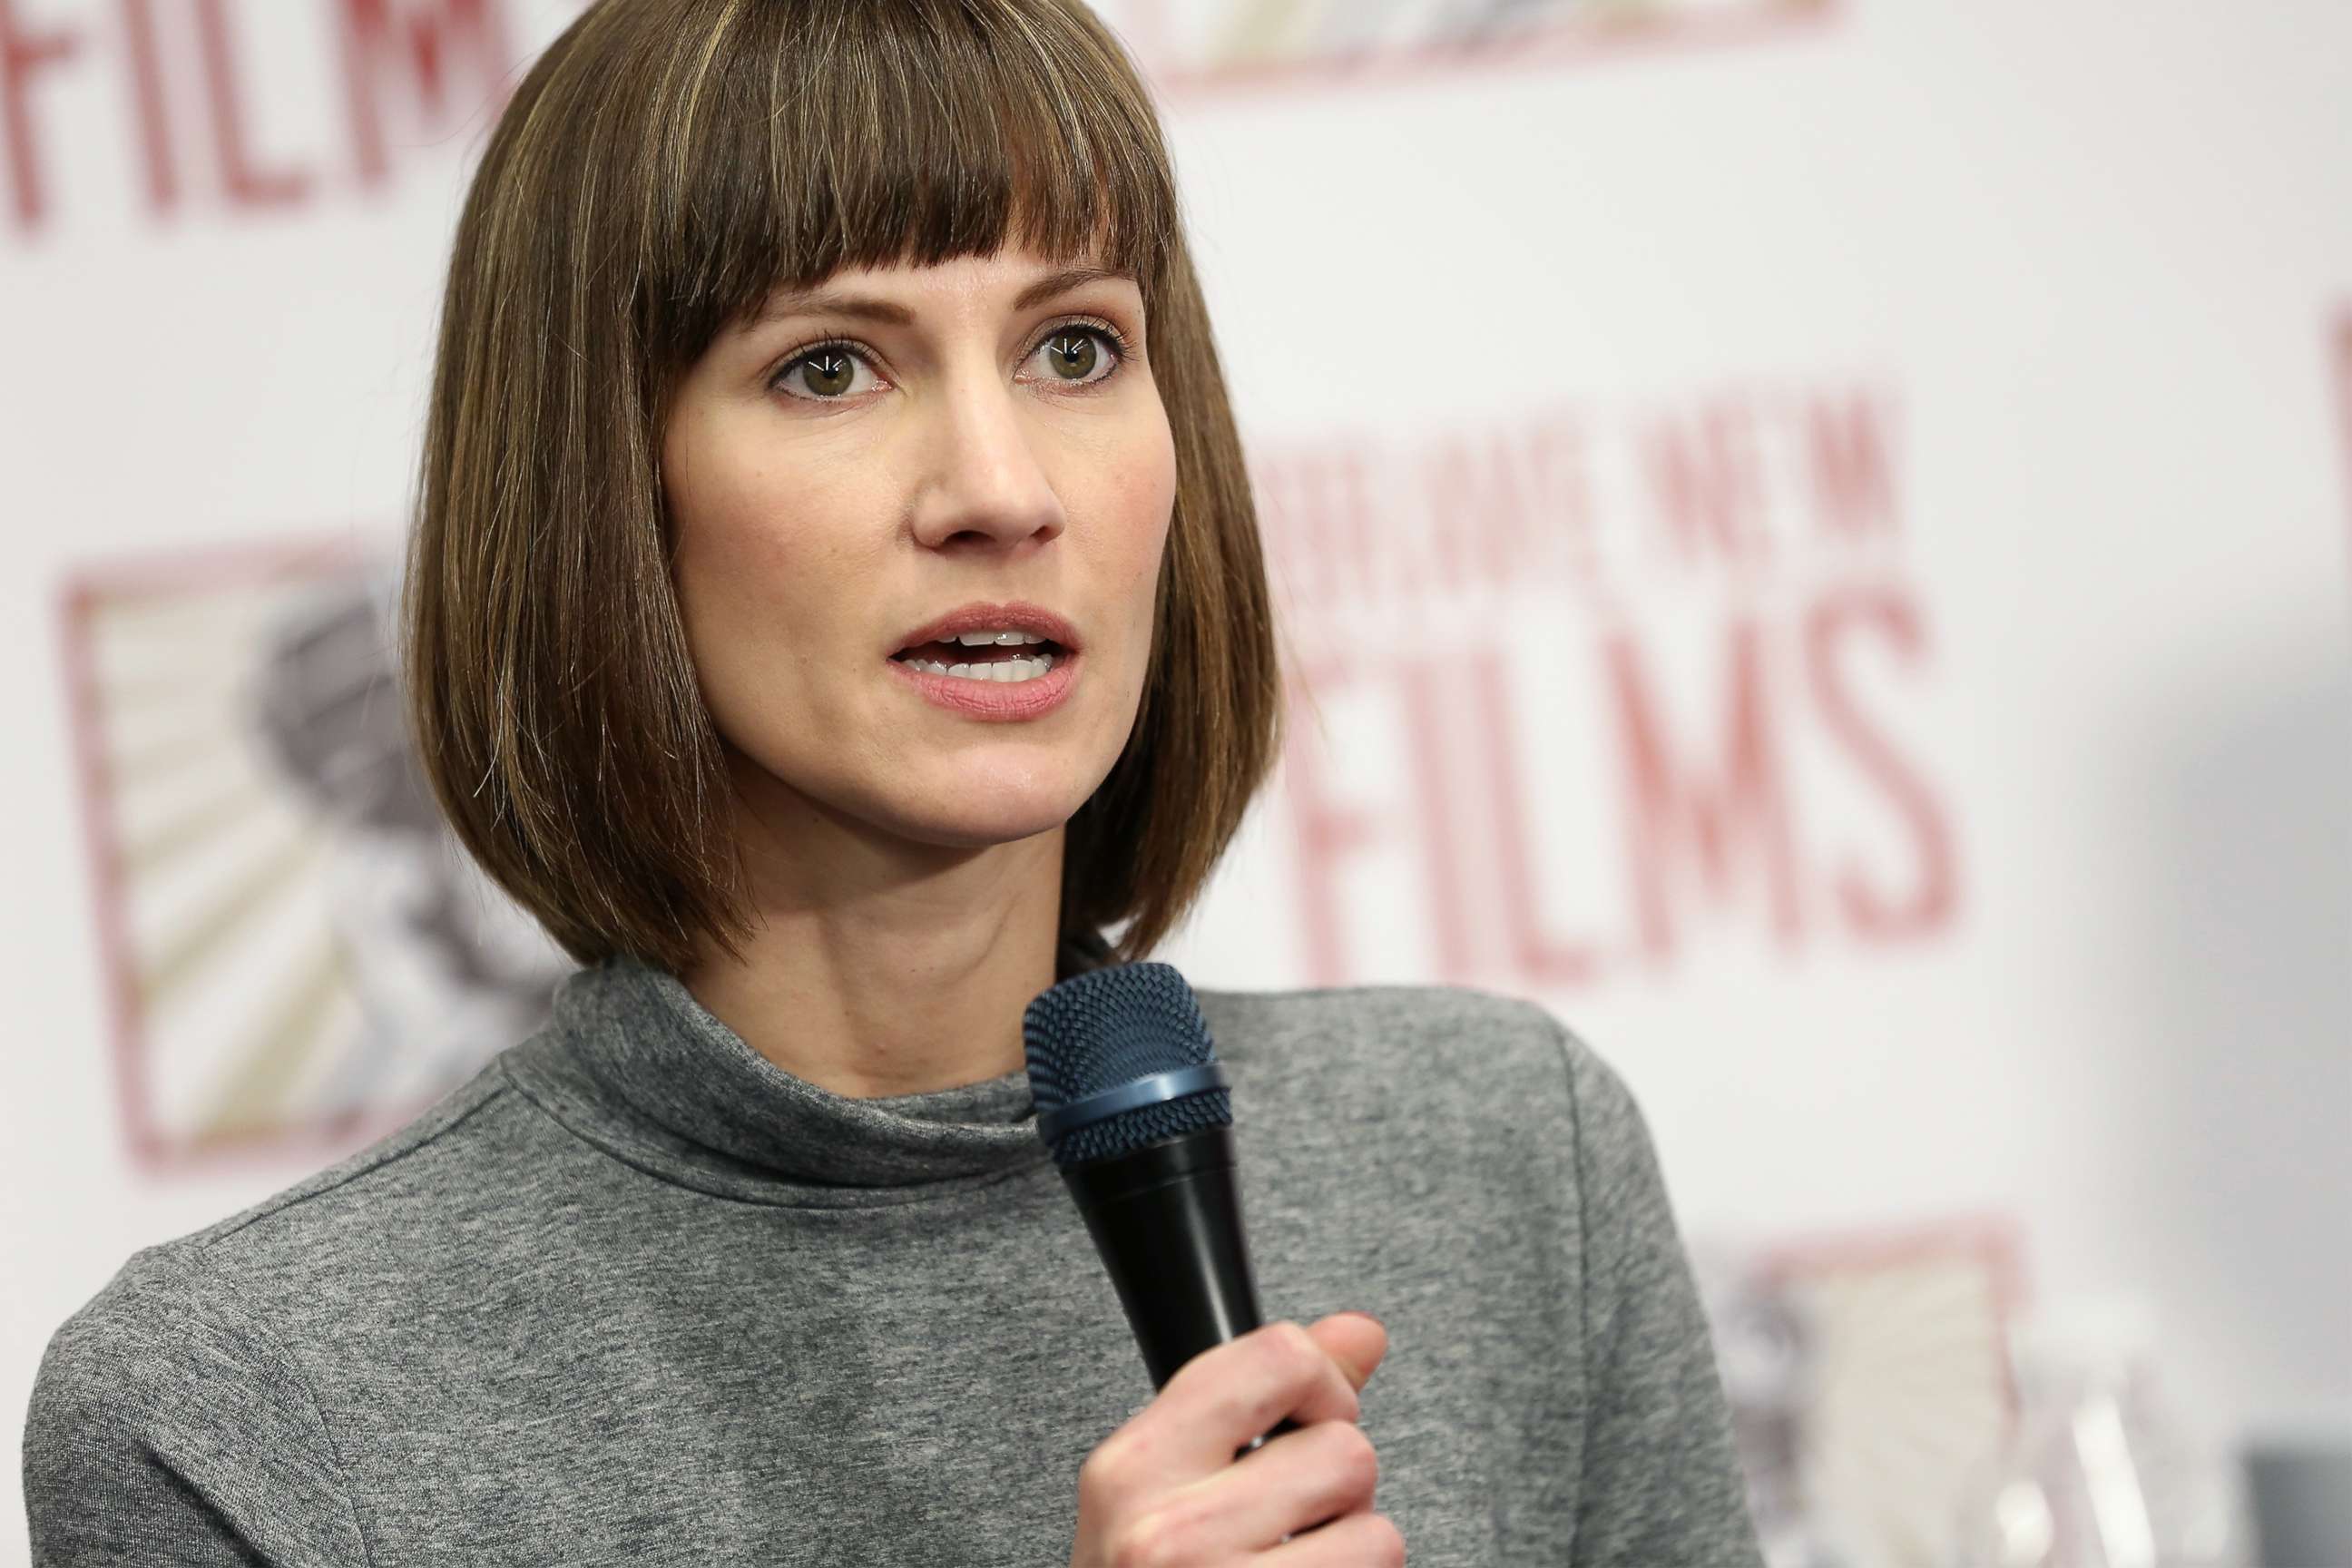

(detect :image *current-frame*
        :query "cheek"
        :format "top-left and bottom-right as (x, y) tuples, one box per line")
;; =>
(677, 508), (844, 638)
(663, 414), (877, 716)
(669, 407), (831, 604)
(1102, 407), (1179, 605)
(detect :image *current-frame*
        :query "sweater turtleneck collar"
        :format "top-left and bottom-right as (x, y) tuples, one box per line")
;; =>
(497, 929), (1112, 1207)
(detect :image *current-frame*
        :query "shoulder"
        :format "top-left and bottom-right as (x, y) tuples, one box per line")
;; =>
(31, 1053), (525, 1395)
(174, 1050), (525, 1260)
(1195, 982), (1656, 1176)
(23, 1237), (372, 1559)
(1195, 981), (1644, 1163)
(1197, 980), (1565, 1064)
(28, 1242), (289, 1437)
(1195, 980), (1628, 1097)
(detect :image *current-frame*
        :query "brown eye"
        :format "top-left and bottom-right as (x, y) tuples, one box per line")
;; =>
(794, 349), (859, 398)
(772, 321), (1130, 407)
(1025, 322), (1130, 389)
(1040, 330), (1100, 382)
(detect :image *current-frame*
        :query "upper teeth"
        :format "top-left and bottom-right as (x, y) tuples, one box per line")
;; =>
(951, 630), (1044, 646)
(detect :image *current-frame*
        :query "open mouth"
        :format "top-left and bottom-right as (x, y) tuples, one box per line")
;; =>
(891, 634), (1069, 683)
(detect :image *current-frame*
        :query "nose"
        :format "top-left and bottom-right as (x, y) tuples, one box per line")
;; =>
(906, 368), (1068, 553)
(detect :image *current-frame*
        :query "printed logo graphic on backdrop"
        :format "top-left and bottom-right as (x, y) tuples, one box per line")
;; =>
(1263, 379), (1963, 987)
(2, 0), (1838, 237)
(1100, 0), (1834, 91)
(0, 0), (528, 236)
(59, 541), (571, 1171)
(1690, 1214), (2023, 1568)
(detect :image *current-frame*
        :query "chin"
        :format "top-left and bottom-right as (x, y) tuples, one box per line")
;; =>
(866, 769), (1097, 849)
(895, 799), (1080, 850)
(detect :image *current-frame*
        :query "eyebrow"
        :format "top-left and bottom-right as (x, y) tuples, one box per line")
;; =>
(750, 264), (1137, 328)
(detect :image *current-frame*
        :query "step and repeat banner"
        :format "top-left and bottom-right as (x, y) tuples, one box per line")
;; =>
(4, 2), (2347, 1562)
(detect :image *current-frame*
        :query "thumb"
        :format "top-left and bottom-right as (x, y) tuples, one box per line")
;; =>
(1307, 1311), (1388, 1392)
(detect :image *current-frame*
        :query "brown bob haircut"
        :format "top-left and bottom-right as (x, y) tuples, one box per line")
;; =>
(401, 0), (1281, 977)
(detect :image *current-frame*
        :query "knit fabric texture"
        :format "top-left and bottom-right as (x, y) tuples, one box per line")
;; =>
(24, 955), (1766, 1566)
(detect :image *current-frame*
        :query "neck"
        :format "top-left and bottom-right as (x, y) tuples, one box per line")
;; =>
(680, 792), (1067, 1102)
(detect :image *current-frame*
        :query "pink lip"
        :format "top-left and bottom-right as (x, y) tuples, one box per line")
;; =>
(887, 649), (1079, 720)
(889, 601), (1082, 655)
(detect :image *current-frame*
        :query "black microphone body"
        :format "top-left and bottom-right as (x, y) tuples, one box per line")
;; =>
(1060, 1122), (1264, 1389)
(1060, 1115), (1302, 1450)
(1026, 964), (1302, 1450)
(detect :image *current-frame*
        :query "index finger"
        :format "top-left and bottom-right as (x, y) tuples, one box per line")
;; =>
(1139, 1320), (1364, 1480)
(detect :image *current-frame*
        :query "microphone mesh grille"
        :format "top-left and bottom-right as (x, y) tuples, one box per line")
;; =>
(1024, 962), (1231, 1167)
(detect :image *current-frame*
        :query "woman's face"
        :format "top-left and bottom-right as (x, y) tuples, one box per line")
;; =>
(662, 245), (1175, 859)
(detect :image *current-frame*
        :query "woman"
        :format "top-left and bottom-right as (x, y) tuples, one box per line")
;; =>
(24, 2), (1764, 1563)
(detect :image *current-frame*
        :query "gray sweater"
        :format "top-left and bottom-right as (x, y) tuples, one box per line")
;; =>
(24, 956), (1765, 1565)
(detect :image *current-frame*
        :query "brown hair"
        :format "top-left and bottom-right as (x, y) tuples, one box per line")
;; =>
(401, 0), (1280, 976)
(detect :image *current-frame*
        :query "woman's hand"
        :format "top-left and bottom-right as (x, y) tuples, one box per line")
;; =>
(1068, 1313), (1402, 1566)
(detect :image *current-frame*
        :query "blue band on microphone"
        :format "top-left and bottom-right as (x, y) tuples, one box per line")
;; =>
(1036, 1063), (1230, 1146)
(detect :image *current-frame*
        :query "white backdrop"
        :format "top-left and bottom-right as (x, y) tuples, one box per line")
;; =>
(4, 0), (2347, 1558)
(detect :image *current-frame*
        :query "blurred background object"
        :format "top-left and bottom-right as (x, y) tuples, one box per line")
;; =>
(1694, 1218), (2025, 1567)
(51, 544), (570, 1170)
(3, 0), (2346, 1562)
(2239, 1433), (2352, 1568)
(1941, 1293), (2251, 1568)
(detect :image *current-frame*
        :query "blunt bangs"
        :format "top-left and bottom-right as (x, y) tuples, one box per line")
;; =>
(634, 0), (1180, 381)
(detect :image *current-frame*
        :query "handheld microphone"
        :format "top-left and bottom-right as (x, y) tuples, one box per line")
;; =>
(1024, 961), (1298, 1452)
